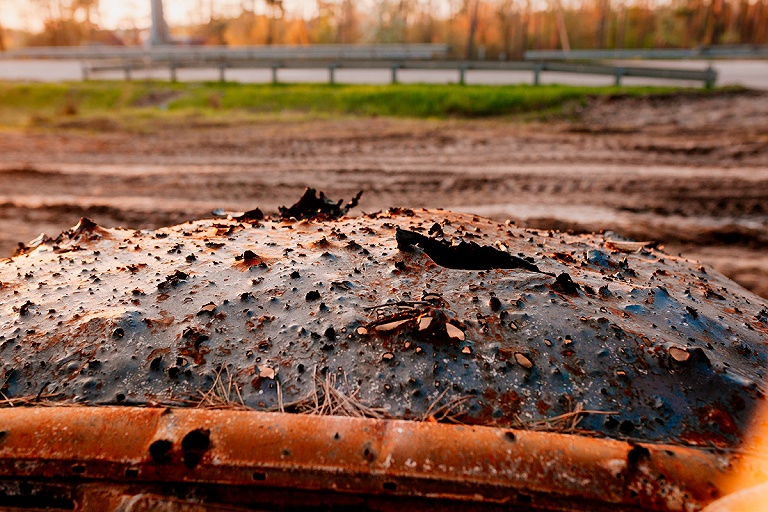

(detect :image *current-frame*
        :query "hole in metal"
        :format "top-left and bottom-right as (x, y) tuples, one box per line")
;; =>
(149, 439), (173, 464)
(181, 428), (211, 469)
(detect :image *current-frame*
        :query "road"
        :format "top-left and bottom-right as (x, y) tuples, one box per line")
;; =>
(0, 58), (766, 89)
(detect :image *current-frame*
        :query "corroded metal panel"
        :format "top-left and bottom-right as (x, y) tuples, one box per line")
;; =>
(0, 208), (766, 450)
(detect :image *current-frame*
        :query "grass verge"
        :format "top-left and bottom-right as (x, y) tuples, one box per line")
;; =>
(0, 80), (716, 130)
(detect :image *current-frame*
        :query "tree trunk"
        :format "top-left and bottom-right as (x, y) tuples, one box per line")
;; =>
(497, 0), (513, 59)
(425, 0), (435, 43)
(553, 0), (570, 51)
(398, 0), (411, 42)
(635, 0), (652, 47)
(595, 0), (609, 48)
(753, 0), (766, 44)
(709, 0), (726, 44)
(615, 3), (626, 48)
(520, 0), (531, 55)
(466, 0), (480, 59)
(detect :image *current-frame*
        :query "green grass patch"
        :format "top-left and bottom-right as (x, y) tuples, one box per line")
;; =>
(0, 80), (711, 130)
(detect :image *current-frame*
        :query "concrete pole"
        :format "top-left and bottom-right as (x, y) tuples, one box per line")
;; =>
(149, 0), (172, 47)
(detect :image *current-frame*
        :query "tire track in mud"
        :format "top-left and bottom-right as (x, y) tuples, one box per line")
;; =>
(1, 91), (767, 295)
(3, 163), (767, 287)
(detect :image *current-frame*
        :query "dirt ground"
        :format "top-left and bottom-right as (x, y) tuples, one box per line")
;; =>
(1, 89), (767, 297)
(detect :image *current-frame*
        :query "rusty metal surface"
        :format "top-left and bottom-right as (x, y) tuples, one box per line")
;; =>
(701, 482), (768, 512)
(0, 406), (762, 511)
(0, 209), (767, 449)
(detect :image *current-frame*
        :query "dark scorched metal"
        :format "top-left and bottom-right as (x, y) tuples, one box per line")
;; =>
(1, 209), (767, 448)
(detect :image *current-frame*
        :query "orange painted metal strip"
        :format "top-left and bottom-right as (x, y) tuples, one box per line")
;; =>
(0, 407), (759, 510)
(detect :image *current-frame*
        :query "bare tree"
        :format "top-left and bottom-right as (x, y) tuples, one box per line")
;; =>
(553, 0), (570, 50)
(71, 0), (98, 24)
(420, 0), (436, 43)
(496, 0), (514, 59)
(615, 0), (626, 48)
(0, 0), (6, 51)
(595, 0), (609, 48)
(753, 0), (766, 44)
(465, 0), (479, 58)
(264, 0), (284, 44)
(336, 0), (359, 43)
(517, 0), (531, 56)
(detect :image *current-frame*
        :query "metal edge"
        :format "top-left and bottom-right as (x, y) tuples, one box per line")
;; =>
(0, 407), (755, 510)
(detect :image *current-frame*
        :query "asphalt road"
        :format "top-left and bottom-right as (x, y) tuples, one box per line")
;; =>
(0, 58), (766, 89)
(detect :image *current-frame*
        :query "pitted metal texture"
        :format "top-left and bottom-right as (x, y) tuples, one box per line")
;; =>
(1, 209), (766, 447)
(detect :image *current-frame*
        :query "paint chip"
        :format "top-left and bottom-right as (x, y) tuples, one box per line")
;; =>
(376, 319), (410, 332)
(515, 352), (534, 369)
(445, 323), (465, 341)
(669, 346), (690, 362)
(418, 316), (433, 331)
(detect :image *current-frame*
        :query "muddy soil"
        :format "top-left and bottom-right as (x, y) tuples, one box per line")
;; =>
(1, 90), (767, 297)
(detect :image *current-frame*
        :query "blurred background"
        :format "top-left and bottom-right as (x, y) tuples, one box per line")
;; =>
(0, 0), (766, 54)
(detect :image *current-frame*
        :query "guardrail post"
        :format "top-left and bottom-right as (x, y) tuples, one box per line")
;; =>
(613, 66), (625, 86)
(81, 64), (90, 81)
(124, 66), (132, 81)
(329, 63), (337, 85)
(271, 64), (279, 84)
(391, 64), (399, 84)
(533, 63), (543, 86)
(170, 61), (177, 82)
(218, 63), (226, 83)
(459, 64), (467, 85)
(705, 64), (716, 89)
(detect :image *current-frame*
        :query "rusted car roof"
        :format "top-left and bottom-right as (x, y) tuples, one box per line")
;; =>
(1, 203), (767, 509)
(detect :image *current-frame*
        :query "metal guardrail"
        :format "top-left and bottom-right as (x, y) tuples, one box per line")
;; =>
(0, 44), (450, 61)
(0, 44), (717, 86)
(525, 45), (768, 61)
(82, 58), (717, 87)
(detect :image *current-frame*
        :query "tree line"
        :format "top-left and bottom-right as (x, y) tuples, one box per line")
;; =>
(2, 0), (767, 59)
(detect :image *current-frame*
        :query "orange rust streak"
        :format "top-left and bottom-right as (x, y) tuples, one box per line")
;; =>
(718, 398), (768, 496)
(0, 406), (746, 510)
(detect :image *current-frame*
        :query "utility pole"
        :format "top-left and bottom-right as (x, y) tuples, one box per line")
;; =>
(149, 0), (171, 46)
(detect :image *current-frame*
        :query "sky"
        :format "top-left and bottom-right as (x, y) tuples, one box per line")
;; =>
(2, 0), (324, 31)
(2, 0), (400, 31)
(4, 1), (236, 31)
(1, 0), (617, 33)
